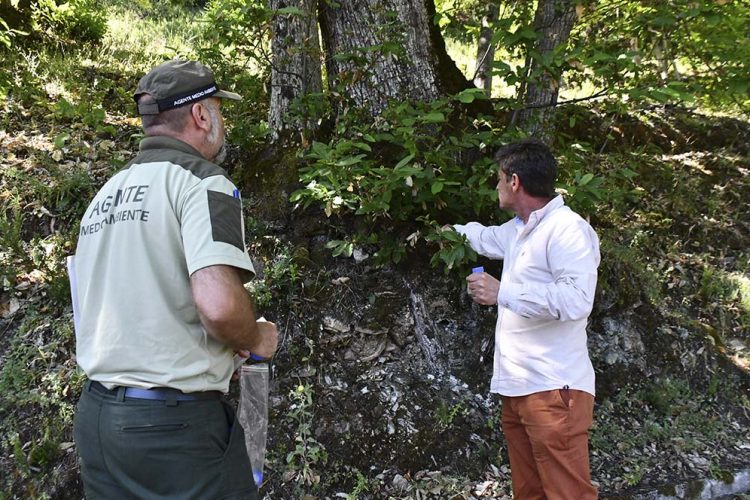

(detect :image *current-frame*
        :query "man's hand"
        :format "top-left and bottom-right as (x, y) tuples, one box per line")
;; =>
(466, 271), (500, 306)
(250, 320), (278, 359)
(234, 321), (278, 361)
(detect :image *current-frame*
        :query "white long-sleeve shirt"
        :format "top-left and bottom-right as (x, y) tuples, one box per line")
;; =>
(454, 195), (600, 397)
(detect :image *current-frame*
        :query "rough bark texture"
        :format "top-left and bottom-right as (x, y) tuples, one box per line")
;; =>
(268, 0), (323, 142)
(473, 3), (499, 93)
(318, 0), (469, 116)
(516, 0), (578, 138)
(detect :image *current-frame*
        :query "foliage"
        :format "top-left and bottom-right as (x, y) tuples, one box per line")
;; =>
(283, 383), (329, 491)
(434, 401), (469, 431)
(0, 152), (95, 301)
(244, 229), (302, 310)
(435, 0), (534, 49)
(194, 0), (270, 149)
(0, 311), (83, 495)
(0, 14), (27, 49)
(197, 0), (270, 70)
(437, 0), (750, 115)
(54, 98), (117, 136)
(100, 0), (204, 71)
(290, 93), (506, 267)
(38, 0), (107, 42)
(345, 470), (370, 499)
(567, 0), (750, 112)
(5, 0), (109, 46)
(289, 99), (653, 272)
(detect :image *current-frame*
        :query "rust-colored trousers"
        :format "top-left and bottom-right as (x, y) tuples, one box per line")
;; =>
(501, 389), (597, 500)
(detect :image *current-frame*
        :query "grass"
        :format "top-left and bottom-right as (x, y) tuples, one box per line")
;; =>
(101, 0), (204, 72)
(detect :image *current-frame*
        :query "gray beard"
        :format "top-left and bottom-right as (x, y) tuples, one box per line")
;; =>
(213, 141), (227, 165)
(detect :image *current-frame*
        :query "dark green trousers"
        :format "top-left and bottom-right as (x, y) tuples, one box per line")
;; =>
(74, 380), (259, 500)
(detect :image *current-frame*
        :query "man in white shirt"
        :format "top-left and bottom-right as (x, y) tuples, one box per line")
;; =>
(450, 138), (600, 499)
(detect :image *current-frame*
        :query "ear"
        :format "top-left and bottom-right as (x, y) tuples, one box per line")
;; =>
(190, 102), (212, 133)
(510, 173), (522, 192)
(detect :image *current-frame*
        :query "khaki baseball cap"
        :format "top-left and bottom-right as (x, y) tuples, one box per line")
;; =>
(134, 60), (241, 115)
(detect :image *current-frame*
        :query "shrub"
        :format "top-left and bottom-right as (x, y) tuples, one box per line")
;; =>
(194, 0), (271, 148)
(290, 92), (507, 268)
(1, 0), (108, 46)
(32, 0), (107, 44)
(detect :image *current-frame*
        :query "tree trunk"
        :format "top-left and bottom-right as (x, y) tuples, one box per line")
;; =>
(268, 0), (323, 143)
(515, 0), (578, 139)
(473, 3), (499, 94)
(654, 36), (681, 83)
(318, 0), (469, 116)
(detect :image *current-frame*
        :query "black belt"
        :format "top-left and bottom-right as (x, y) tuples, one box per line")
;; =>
(89, 380), (221, 402)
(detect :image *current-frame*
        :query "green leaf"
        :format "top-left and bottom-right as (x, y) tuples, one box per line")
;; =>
(326, 240), (353, 258)
(335, 155), (363, 167)
(289, 190), (304, 202)
(53, 132), (70, 150)
(310, 141), (331, 159)
(579, 173), (594, 186)
(431, 181), (444, 194)
(394, 154), (415, 170)
(519, 28), (538, 40)
(650, 14), (677, 27)
(455, 88), (489, 104)
(420, 112), (445, 123)
(621, 168), (638, 179)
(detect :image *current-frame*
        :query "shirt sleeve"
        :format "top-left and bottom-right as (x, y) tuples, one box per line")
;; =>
(179, 175), (255, 283)
(497, 218), (600, 321)
(453, 222), (512, 259)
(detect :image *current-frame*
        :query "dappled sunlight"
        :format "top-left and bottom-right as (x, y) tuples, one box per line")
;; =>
(732, 273), (750, 314)
(102, 3), (202, 65)
(43, 80), (72, 102)
(718, 271), (750, 373)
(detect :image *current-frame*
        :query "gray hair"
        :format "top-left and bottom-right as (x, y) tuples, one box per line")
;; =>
(138, 94), (192, 134)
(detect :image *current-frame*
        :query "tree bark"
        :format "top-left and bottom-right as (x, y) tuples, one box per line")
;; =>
(515, 0), (578, 139)
(318, 0), (469, 116)
(268, 0), (323, 142)
(473, 3), (499, 94)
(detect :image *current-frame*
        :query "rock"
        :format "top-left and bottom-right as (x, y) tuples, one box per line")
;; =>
(392, 473), (409, 491)
(353, 247), (369, 262)
(322, 316), (350, 333)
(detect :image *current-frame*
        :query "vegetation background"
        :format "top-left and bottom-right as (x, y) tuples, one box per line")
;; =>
(0, 0), (749, 498)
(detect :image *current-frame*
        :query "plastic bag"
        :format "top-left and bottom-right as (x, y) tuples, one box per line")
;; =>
(238, 363), (270, 486)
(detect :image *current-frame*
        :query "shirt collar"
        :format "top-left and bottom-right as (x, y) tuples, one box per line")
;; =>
(514, 195), (565, 235)
(139, 136), (203, 158)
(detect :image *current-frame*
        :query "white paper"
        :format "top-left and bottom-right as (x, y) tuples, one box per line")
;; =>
(66, 255), (81, 335)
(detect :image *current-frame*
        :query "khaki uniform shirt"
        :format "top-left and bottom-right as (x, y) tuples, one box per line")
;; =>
(71, 136), (254, 393)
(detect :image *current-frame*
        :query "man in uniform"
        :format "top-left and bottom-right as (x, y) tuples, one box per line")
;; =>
(449, 138), (600, 499)
(70, 60), (277, 499)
